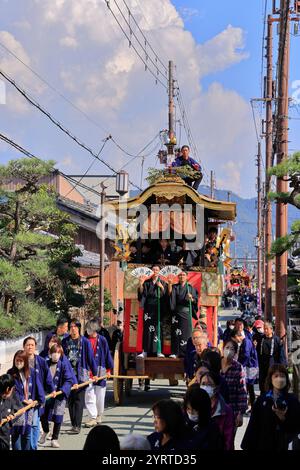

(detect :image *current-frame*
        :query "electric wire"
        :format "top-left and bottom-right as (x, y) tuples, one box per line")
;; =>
(0, 132), (105, 199)
(115, 0), (168, 78)
(105, 1), (168, 90)
(125, 0), (168, 73)
(0, 68), (142, 190)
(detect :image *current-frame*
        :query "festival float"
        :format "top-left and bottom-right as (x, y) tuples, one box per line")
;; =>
(103, 62), (236, 404)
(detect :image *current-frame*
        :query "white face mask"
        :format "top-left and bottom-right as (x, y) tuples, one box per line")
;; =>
(240, 330), (245, 338)
(51, 353), (60, 363)
(257, 328), (264, 334)
(187, 412), (198, 422)
(223, 348), (234, 359)
(200, 385), (215, 398)
(15, 363), (24, 370)
(272, 377), (286, 390)
(229, 325), (235, 330)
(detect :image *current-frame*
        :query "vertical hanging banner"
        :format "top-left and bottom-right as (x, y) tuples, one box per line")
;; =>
(123, 268), (202, 354)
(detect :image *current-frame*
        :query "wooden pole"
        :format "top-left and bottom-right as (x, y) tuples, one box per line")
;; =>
(0, 374), (151, 427)
(265, 15), (274, 321)
(275, 0), (290, 342)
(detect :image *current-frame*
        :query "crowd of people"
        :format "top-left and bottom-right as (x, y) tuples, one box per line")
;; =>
(1, 312), (300, 451)
(82, 314), (300, 452)
(0, 317), (114, 450)
(222, 288), (257, 313)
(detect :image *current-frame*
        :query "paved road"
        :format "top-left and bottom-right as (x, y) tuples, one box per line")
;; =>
(40, 307), (250, 451)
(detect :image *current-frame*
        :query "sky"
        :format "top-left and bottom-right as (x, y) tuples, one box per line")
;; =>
(0, 0), (300, 198)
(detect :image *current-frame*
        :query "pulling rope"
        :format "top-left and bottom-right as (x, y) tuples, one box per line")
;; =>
(0, 374), (150, 427)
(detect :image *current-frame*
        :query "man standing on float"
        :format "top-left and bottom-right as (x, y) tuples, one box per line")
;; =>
(169, 271), (199, 358)
(137, 265), (168, 358)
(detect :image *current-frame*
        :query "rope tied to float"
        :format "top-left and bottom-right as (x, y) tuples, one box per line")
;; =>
(0, 373), (149, 427)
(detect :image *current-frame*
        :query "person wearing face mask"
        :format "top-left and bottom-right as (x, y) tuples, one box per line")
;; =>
(199, 371), (235, 450)
(222, 320), (235, 344)
(84, 319), (113, 428)
(23, 336), (54, 450)
(183, 385), (224, 450)
(252, 319), (265, 345)
(231, 319), (258, 410)
(0, 374), (22, 451)
(62, 320), (98, 434)
(256, 321), (287, 394)
(241, 364), (300, 450)
(7, 351), (45, 450)
(39, 344), (75, 448)
(220, 340), (247, 429)
(196, 349), (230, 404)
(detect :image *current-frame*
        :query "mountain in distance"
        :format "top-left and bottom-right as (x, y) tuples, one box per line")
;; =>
(130, 185), (299, 258)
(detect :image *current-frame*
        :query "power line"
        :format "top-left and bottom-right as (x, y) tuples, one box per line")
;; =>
(105, 0), (168, 90)
(259, 0), (269, 118)
(250, 99), (261, 143)
(110, 131), (160, 158)
(0, 132), (105, 199)
(0, 68), (142, 190)
(64, 137), (110, 197)
(0, 40), (155, 165)
(118, 0), (168, 77)
(93, 133), (161, 189)
(0, 40), (110, 136)
(134, 0), (169, 68)
(174, 81), (210, 186)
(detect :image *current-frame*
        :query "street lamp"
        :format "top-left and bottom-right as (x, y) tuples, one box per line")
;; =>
(116, 170), (129, 197)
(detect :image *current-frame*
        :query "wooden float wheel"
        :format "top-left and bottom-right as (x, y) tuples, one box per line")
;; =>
(113, 342), (124, 405)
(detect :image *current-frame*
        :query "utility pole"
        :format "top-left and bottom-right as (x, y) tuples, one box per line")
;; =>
(256, 142), (262, 315)
(99, 183), (107, 324)
(166, 60), (176, 165)
(261, 181), (266, 292)
(168, 60), (175, 141)
(274, 0), (290, 341)
(264, 15), (274, 321)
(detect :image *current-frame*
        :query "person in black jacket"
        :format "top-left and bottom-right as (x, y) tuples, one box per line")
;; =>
(147, 399), (190, 451)
(183, 384), (224, 450)
(257, 321), (287, 393)
(0, 374), (22, 451)
(111, 320), (123, 352)
(241, 364), (300, 450)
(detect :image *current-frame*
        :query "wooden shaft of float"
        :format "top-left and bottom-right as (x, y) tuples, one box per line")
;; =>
(0, 374), (154, 426)
(110, 375), (149, 380)
(0, 375), (106, 427)
(188, 376), (197, 387)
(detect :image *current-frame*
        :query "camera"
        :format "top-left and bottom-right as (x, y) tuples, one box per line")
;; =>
(275, 397), (287, 411)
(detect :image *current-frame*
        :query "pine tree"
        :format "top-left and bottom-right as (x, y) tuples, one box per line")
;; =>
(0, 158), (84, 337)
(268, 152), (300, 308)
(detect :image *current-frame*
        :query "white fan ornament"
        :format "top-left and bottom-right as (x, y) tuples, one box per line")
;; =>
(159, 266), (182, 278)
(130, 267), (154, 278)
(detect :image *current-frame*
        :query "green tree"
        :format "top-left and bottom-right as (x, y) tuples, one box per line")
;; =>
(83, 285), (114, 326)
(146, 166), (202, 186)
(0, 157), (84, 337)
(268, 152), (300, 257)
(268, 152), (300, 307)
